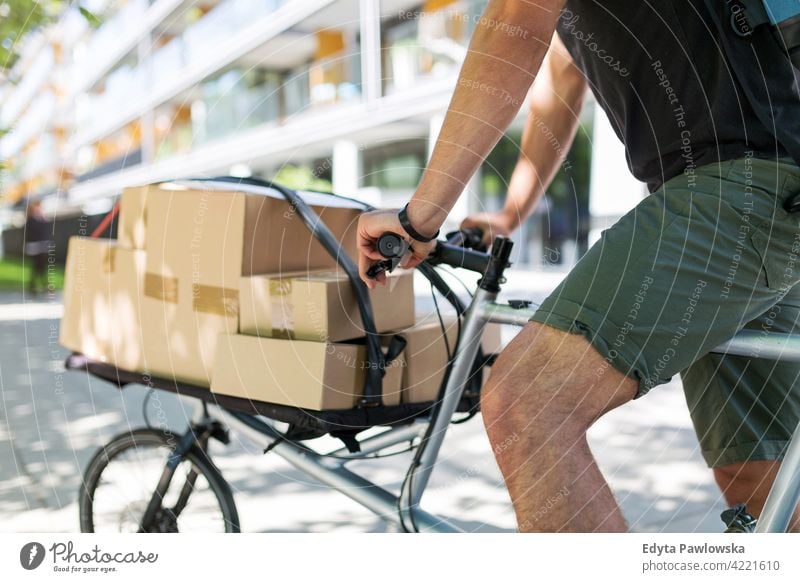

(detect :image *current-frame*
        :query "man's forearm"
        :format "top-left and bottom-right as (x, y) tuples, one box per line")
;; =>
(406, 0), (565, 236)
(503, 56), (586, 230)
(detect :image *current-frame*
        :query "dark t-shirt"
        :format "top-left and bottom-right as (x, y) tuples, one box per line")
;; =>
(556, 0), (787, 191)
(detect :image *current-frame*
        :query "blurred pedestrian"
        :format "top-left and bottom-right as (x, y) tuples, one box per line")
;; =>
(24, 200), (52, 296)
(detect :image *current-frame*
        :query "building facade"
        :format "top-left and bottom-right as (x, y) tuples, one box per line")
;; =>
(0, 0), (645, 266)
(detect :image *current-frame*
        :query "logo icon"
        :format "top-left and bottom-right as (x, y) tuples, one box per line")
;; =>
(729, 2), (754, 37)
(20, 542), (45, 570)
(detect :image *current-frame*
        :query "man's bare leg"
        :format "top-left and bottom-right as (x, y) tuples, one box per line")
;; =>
(481, 322), (638, 532)
(715, 460), (800, 532)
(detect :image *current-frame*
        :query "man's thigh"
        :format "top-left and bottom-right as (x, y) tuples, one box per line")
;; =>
(531, 156), (800, 401)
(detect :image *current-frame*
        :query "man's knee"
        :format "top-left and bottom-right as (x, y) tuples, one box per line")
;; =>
(714, 460), (800, 531)
(714, 460), (781, 509)
(481, 321), (637, 433)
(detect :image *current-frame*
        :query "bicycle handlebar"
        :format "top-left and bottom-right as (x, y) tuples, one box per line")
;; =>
(442, 227), (486, 252)
(366, 228), (491, 279)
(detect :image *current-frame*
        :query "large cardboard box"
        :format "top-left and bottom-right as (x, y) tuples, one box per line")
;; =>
(401, 316), (503, 404)
(140, 182), (363, 386)
(117, 185), (152, 249)
(140, 273), (238, 387)
(211, 334), (403, 410)
(239, 269), (414, 342)
(59, 237), (147, 371)
(144, 182), (361, 283)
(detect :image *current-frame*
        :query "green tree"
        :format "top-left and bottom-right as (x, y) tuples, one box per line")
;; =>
(0, 0), (99, 73)
(272, 165), (333, 192)
(1, 1), (99, 176)
(1, 0), (56, 72)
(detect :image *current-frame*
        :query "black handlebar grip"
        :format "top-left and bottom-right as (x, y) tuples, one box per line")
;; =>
(377, 232), (409, 258)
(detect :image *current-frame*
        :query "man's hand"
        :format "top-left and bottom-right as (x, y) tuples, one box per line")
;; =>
(357, 209), (436, 288)
(460, 209), (517, 246)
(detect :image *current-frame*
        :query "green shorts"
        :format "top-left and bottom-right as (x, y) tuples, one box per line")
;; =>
(531, 156), (800, 468)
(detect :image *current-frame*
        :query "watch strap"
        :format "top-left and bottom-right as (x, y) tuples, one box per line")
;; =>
(398, 203), (439, 243)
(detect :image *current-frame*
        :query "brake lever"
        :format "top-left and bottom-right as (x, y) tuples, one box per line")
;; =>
(366, 257), (401, 279)
(367, 233), (410, 279)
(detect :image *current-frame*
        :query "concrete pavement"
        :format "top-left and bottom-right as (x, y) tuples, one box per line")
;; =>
(0, 270), (728, 532)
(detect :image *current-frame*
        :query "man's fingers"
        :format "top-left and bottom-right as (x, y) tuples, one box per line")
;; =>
(359, 253), (377, 288)
(361, 247), (385, 261)
(357, 231), (391, 260)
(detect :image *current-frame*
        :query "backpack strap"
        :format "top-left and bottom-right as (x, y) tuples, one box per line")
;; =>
(704, 1), (800, 166)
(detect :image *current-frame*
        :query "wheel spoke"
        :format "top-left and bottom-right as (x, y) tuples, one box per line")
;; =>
(80, 431), (237, 533)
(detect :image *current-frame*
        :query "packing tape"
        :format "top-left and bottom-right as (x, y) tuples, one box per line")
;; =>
(102, 247), (116, 274)
(192, 284), (239, 317)
(269, 278), (295, 338)
(144, 273), (179, 303)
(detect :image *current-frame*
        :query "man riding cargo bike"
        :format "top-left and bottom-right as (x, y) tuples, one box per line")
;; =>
(69, 0), (800, 534)
(357, 0), (800, 532)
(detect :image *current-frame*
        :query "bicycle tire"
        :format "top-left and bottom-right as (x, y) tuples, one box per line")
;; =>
(79, 428), (240, 533)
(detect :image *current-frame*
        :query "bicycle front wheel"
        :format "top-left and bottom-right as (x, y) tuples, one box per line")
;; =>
(79, 428), (240, 533)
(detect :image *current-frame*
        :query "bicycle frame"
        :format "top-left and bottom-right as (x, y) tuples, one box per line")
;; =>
(191, 275), (800, 532)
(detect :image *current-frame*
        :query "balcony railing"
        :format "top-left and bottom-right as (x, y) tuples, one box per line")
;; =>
(285, 51), (362, 117)
(69, 0), (150, 91)
(0, 92), (56, 159)
(383, 0), (487, 95)
(194, 70), (283, 146)
(0, 45), (55, 128)
(74, 0), (286, 139)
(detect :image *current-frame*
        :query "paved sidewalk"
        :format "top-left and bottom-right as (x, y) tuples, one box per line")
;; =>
(0, 272), (728, 533)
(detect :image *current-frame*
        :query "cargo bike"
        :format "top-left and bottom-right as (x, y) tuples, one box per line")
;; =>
(69, 178), (800, 533)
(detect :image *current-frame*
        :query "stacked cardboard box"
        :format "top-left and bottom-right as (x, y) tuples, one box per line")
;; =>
(60, 180), (417, 411)
(59, 237), (148, 372)
(211, 269), (414, 409)
(398, 316), (504, 404)
(140, 183), (368, 386)
(238, 269), (414, 341)
(210, 332), (407, 410)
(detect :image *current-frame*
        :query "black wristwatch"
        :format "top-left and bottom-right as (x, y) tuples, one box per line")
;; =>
(398, 203), (439, 243)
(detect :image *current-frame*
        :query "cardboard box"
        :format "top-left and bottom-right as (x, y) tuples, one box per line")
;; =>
(400, 316), (503, 404)
(140, 182), (362, 386)
(59, 237), (147, 371)
(211, 335), (403, 410)
(117, 185), (152, 249)
(239, 269), (414, 342)
(380, 336), (405, 406)
(144, 182), (361, 284)
(140, 272), (238, 387)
